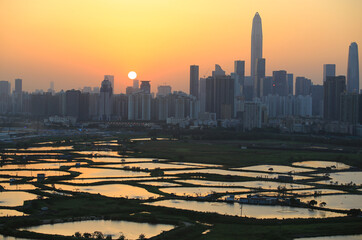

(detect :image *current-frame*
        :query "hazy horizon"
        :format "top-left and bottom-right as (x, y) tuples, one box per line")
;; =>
(0, 0), (361, 93)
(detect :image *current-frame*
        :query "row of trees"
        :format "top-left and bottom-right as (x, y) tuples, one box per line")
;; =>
(73, 231), (146, 240)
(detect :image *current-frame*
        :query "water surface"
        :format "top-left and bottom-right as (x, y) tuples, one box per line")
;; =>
(21, 220), (175, 239)
(292, 161), (350, 170)
(50, 183), (159, 199)
(159, 187), (250, 197)
(0, 191), (38, 206)
(0, 209), (27, 217)
(234, 165), (313, 173)
(314, 172), (362, 185)
(300, 194), (362, 210)
(146, 200), (344, 219)
(0, 170), (71, 178)
(72, 167), (149, 178)
(102, 162), (201, 170)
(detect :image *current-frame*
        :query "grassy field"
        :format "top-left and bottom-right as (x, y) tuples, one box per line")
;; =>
(203, 220), (362, 240)
(132, 140), (362, 168)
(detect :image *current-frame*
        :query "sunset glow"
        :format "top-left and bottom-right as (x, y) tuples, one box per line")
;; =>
(128, 71), (137, 80)
(0, 0), (361, 93)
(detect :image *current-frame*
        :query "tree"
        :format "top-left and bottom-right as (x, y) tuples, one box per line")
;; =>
(74, 232), (81, 238)
(118, 233), (126, 240)
(308, 200), (317, 207)
(138, 234), (146, 240)
(348, 208), (361, 216)
(83, 232), (92, 238)
(150, 168), (164, 177)
(93, 231), (104, 239)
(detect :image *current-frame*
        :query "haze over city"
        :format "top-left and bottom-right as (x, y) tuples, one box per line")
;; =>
(1, 0), (361, 93)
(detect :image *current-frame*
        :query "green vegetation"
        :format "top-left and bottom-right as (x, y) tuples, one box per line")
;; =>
(205, 220), (362, 240)
(133, 140), (362, 168)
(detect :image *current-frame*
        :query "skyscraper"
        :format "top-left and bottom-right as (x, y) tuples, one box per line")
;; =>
(13, 78), (23, 113)
(295, 77), (312, 96)
(0, 81), (10, 96)
(323, 76), (346, 121)
(15, 79), (22, 93)
(190, 65), (199, 98)
(199, 78), (207, 112)
(50, 81), (54, 91)
(272, 70), (288, 96)
(65, 90), (81, 119)
(157, 85), (172, 97)
(212, 64), (225, 77)
(244, 76), (254, 101)
(214, 75), (234, 119)
(0, 81), (11, 114)
(234, 60), (245, 87)
(104, 75), (114, 92)
(262, 76), (273, 97)
(311, 85), (324, 117)
(133, 79), (139, 89)
(251, 12), (263, 83)
(254, 58), (265, 98)
(340, 92), (359, 124)
(140, 81), (151, 94)
(128, 92), (151, 121)
(99, 79), (113, 121)
(287, 74), (293, 95)
(323, 64), (336, 83)
(347, 42), (359, 93)
(205, 76), (214, 113)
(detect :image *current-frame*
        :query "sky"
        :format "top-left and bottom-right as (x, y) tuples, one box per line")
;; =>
(0, 0), (361, 94)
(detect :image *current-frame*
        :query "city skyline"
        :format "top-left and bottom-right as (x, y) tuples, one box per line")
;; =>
(0, 0), (361, 93)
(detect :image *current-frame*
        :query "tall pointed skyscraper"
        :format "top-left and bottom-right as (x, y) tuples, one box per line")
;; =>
(347, 42), (359, 93)
(251, 12), (263, 93)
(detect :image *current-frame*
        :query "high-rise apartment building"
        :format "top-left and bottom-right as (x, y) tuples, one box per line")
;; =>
(99, 79), (113, 121)
(15, 79), (22, 93)
(272, 70), (288, 96)
(133, 79), (139, 90)
(262, 76), (273, 97)
(0, 81), (11, 114)
(340, 92), (359, 124)
(140, 81), (151, 94)
(324, 76), (346, 121)
(157, 85), (172, 97)
(13, 78), (23, 113)
(214, 75), (234, 119)
(295, 77), (312, 96)
(65, 90), (81, 119)
(190, 65), (199, 98)
(254, 58), (265, 98)
(104, 75), (114, 92)
(234, 60), (245, 87)
(311, 85), (324, 117)
(323, 64), (336, 83)
(199, 78), (207, 113)
(287, 74), (293, 95)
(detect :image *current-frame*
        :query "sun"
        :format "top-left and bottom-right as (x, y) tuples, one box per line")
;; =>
(128, 71), (137, 80)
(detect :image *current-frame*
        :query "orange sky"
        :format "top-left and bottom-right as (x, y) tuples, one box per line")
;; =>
(0, 0), (361, 93)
